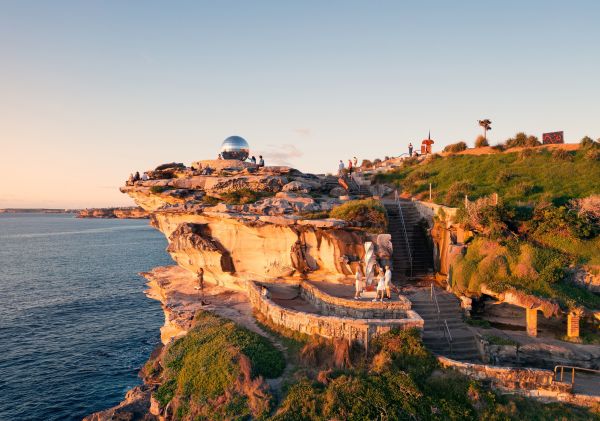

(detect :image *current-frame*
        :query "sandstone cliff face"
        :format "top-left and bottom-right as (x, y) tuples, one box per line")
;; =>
(122, 161), (369, 287)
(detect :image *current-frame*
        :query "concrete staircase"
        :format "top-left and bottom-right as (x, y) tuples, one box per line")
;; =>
(409, 287), (482, 362)
(384, 200), (433, 280)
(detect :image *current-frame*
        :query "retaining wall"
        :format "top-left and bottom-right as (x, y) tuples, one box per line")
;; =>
(247, 281), (423, 347)
(300, 281), (411, 319)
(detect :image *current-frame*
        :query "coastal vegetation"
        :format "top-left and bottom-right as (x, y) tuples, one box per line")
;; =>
(329, 198), (388, 233)
(154, 312), (285, 419)
(376, 147), (599, 208)
(267, 328), (598, 420)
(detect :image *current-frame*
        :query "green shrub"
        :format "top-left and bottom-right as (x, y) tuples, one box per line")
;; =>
(329, 199), (387, 233)
(475, 135), (489, 148)
(505, 132), (541, 148)
(444, 141), (468, 153)
(580, 136), (597, 149)
(156, 312), (284, 418)
(496, 170), (514, 183)
(149, 185), (174, 194)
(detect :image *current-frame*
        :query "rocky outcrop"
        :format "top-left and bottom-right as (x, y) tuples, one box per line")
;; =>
(77, 207), (149, 219)
(83, 385), (156, 421)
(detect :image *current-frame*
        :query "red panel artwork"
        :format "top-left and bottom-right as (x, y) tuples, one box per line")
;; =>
(542, 131), (564, 144)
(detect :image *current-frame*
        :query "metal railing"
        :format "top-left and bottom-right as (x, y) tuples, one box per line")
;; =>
(394, 190), (413, 277)
(431, 284), (453, 356)
(554, 365), (600, 385)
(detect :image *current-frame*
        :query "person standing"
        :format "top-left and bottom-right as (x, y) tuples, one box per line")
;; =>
(338, 160), (345, 177)
(258, 155), (265, 167)
(347, 159), (353, 175)
(374, 272), (386, 302)
(384, 265), (392, 299)
(353, 156), (358, 168)
(196, 268), (204, 291)
(354, 268), (364, 299)
(408, 143), (413, 157)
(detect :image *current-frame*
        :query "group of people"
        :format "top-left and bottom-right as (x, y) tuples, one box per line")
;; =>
(249, 155), (265, 167)
(216, 153), (265, 167)
(126, 171), (149, 185)
(338, 156), (359, 177)
(354, 265), (394, 302)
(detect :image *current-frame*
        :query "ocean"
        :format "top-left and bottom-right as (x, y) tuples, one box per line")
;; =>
(0, 214), (172, 421)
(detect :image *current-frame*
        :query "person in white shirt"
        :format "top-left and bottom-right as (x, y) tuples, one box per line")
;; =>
(338, 160), (345, 177)
(384, 265), (392, 299)
(141, 172), (149, 181)
(354, 268), (364, 299)
(373, 270), (386, 302)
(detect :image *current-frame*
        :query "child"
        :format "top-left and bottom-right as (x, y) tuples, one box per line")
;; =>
(354, 268), (364, 299)
(373, 272), (386, 302)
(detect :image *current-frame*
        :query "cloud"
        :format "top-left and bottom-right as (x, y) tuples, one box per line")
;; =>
(293, 128), (311, 137)
(262, 144), (303, 167)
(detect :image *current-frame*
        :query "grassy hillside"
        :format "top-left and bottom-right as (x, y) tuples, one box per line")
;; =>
(377, 148), (599, 207)
(154, 312), (285, 419)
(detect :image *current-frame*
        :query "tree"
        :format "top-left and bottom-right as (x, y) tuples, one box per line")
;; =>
(478, 119), (492, 140)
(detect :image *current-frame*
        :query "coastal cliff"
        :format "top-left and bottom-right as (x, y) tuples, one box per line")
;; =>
(77, 207), (149, 219)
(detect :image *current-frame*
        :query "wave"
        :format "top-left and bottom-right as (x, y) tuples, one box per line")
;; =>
(3, 225), (152, 239)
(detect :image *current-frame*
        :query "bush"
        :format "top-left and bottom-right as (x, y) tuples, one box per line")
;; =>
(329, 199), (387, 233)
(443, 141), (468, 153)
(505, 132), (541, 148)
(552, 149), (573, 161)
(580, 136), (597, 149)
(518, 148), (537, 160)
(475, 135), (489, 148)
(149, 185), (174, 194)
(360, 159), (373, 169)
(585, 148), (600, 161)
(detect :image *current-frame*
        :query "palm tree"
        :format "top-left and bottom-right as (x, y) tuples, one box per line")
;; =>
(478, 119), (492, 140)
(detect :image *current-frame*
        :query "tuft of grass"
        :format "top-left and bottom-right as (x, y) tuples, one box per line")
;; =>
(484, 334), (519, 346)
(149, 185), (175, 194)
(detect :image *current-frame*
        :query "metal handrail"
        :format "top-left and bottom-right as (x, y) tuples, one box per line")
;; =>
(443, 319), (453, 356)
(554, 365), (600, 385)
(430, 284), (453, 356)
(394, 190), (413, 277)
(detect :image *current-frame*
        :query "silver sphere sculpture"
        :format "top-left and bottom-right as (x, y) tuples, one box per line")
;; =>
(221, 136), (250, 160)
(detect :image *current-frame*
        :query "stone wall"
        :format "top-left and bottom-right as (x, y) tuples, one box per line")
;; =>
(300, 281), (412, 319)
(247, 281), (423, 348)
(438, 356), (568, 392)
(411, 199), (458, 225)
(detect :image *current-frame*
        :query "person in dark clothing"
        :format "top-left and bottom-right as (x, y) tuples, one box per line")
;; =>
(408, 143), (413, 157)
(258, 155), (264, 167)
(134, 171), (140, 181)
(250, 156), (257, 165)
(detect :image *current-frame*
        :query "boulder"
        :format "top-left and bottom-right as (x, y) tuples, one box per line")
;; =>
(330, 187), (347, 197)
(282, 180), (312, 193)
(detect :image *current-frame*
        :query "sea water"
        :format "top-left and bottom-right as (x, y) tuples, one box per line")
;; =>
(0, 214), (172, 421)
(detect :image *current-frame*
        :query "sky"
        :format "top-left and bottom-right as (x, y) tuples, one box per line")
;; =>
(1, 1), (599, 208)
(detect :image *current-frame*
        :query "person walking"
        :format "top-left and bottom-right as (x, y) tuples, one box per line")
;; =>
(338, 160), (345, 177)
(354, 267), (364, 299)
(258, 155), (264, 167)
(194, 268), (209, 306)
(384, 265), (392, 299)
(408, 143), (413, 157)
